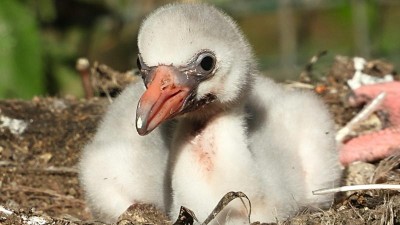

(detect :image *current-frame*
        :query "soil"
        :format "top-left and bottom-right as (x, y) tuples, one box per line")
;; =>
(0, 97), (107, 224)
(1, 56), (400, 225)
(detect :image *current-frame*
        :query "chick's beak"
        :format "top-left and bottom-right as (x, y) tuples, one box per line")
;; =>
(136, 66), (193, 136)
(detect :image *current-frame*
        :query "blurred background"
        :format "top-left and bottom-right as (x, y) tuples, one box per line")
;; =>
(0, 0), (399, 99)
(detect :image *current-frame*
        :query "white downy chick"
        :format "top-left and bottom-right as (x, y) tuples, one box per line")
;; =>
(79, 82), (173, 223)
(80, 3), (341, 224)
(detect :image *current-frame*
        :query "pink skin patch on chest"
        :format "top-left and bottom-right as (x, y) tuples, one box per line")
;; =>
(189, 125), (216, 177)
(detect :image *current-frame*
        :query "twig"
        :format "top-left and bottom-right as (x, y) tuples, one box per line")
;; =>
(0, 161), (16, 166)
(313, 184), (400, 195)
(335, 92), (386, 144)
(0, 205), (13, 215)
(173, 206), (198, 225)
(1, 185), (85, 205)
(43, 166), (79, 174)
(0, 162), (78, 175)
(284, 81), (315, 90)
(371, 153), (400, 183)
(201, 191), (251, 225)
(101, 86), (113, 103)
(306, 50), (328, 71)
(299, 50), (327, 82)
(348, 201), (365, 222)
(76, 58), (93, 99)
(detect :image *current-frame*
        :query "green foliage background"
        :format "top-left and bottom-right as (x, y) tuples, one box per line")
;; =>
(0, 0), (44, 98)
(0, 0), (399, 99)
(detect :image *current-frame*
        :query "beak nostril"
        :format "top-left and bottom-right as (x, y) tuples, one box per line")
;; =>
(160, 78), (173, 91)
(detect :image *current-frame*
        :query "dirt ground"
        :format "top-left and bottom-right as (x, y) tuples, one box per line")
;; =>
(1, 56), (400, 225)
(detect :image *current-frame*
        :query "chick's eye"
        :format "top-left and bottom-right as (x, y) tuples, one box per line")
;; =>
(200, 55), (215, 72)
(136, 57), (142, 70)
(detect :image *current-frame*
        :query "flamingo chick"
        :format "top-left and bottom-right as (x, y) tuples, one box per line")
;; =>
(80, 3), (341, 224)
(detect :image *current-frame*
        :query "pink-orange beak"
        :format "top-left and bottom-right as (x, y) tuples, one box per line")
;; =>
(136, 66), (194, 136)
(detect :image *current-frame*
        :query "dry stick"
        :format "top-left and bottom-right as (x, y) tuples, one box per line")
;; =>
(43, 166), (79, 174)
(284, 81), (315, 90)
(101, 86), (113, 103)
(173, 206), (199, 225)
(348, 201), (365, 222)
(371, 153), (400, 183)
(313, 184), (400, 195)
(305, 50), (328, 72)
(2, 185), (85, 205)
(0, 160), (16, 166)
(201, 191), (251, 225)
(0, 162), (78, 175)
(299, 50), (327, 82)
(382, 199), (395, 224)
(0, 206), (13, 215)
(335, 92), (387, 144)
(76, 58), (94, 99)
(285, 51), (328, 89)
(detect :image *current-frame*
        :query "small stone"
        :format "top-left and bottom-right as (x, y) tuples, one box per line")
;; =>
(38, 153), (53, 164)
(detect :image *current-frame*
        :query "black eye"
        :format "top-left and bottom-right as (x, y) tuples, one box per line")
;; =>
(200, 55), (215, 72)
(136, 57), (142, 70)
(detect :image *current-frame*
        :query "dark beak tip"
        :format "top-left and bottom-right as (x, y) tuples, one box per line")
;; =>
(136, 120), (155, 136)
(136, 126), (149, 136)
(137, 131), (147, 136)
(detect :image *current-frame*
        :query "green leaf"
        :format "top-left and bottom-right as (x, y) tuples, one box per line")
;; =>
(0, 0), (44, 99)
